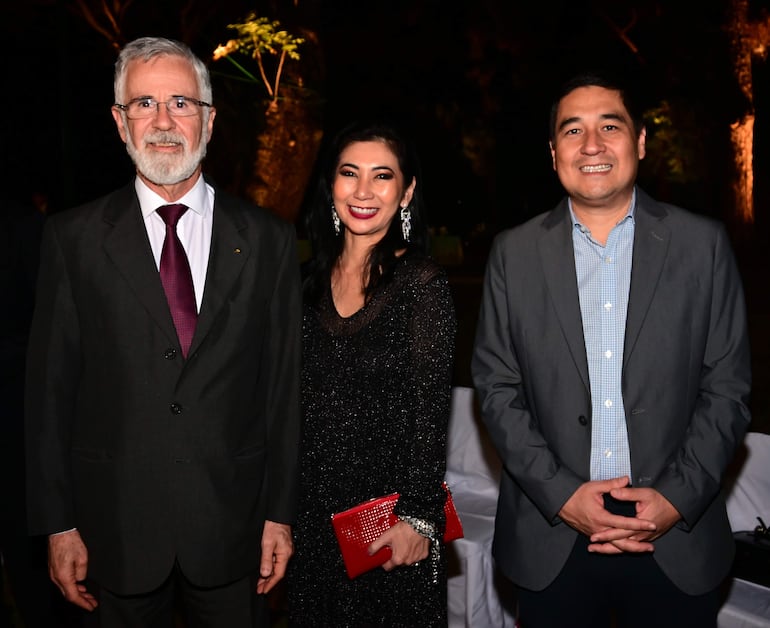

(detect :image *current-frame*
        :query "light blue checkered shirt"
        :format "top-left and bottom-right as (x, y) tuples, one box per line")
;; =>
(570, 193), (635, 482)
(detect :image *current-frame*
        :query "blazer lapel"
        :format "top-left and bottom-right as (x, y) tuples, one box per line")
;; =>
(624, 190), (670, 367)
(102, 184), (179, 347)
(188, 196), (249, 356)
(538, 201), (590, 391)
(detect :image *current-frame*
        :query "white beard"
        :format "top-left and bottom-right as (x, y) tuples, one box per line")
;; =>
(125, 125), (208, 185)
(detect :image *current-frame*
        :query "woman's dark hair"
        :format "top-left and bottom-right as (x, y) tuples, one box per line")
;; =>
(303, 119), (428, 306)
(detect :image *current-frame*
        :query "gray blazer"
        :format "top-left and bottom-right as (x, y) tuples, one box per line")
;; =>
(472, 188), (751, 595)
(25, 181), (302, 595)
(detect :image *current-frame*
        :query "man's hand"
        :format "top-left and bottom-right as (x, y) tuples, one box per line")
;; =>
(256, 520), (293, 594)
(558, 476), (657, 554)
(588, 486), (681, 554)
(48, 530), (97, 611)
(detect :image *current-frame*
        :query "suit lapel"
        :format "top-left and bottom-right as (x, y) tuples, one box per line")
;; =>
(538, 201), (590, 391)
(102, 184), (179, 347)
(624, 190), (670, 367)
(189, 195), (249, 356)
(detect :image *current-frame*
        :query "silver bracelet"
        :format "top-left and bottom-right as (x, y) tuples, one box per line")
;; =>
(399, 515), (441, 584)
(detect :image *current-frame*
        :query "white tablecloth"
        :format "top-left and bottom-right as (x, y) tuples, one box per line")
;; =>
(720, 432), (770, 627)
(719, 579), (770, 628)
(445, 387), (516, 627)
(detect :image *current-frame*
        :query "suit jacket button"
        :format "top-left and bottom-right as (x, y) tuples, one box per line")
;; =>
(578, 415), (588, 426)
(170, 403), (183, 415)
(164, 348), (177, 360)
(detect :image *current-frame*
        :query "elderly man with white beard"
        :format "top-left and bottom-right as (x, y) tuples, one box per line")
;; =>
(24, 36), (302, 627)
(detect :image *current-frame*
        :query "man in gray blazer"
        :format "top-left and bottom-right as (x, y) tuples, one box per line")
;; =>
(25, 37), (301, 626)
(472, 71), (751, 627)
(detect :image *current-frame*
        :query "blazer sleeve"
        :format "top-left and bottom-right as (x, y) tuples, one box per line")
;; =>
(652, 223), (752, 528)
(471, 233), (583, 521)
(262, 222), (303, 524)
(25, 215), (81, 535)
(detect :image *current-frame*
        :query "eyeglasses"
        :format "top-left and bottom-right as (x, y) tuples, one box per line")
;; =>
(114, 96), (212, 119)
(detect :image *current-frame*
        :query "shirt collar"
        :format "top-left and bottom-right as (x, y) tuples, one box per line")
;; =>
(136, 174), (210, 219)
(568, 186), (637, 230)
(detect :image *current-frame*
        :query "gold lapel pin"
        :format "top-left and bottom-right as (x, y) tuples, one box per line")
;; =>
(234, 248), (241, 254)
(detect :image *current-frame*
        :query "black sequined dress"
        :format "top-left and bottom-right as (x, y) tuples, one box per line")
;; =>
(288, 254), (456, 628)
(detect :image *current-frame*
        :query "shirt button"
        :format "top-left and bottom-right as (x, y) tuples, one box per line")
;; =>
(604, 448), (612, 458)
(170, 403), (183, 415)
(605, 350), (612, 359)
(604, 302), (612, 311)
(605, 256), (613, 263)
(604, 399), (613, 408)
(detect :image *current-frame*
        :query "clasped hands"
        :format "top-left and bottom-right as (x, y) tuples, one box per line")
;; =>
(558, 476), (681, 554)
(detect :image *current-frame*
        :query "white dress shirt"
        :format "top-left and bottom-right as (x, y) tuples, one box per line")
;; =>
(570, 190), (636, 482)
(136, 175), (214, 311)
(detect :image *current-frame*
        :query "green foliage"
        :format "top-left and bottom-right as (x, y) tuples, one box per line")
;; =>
(225, 13), (304, 62)
(213, 12), (305, 107)
(643, 100), (704, 185)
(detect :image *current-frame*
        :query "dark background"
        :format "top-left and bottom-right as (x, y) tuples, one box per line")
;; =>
(2, 0), (768, 431)
(2, 1), (762, 224)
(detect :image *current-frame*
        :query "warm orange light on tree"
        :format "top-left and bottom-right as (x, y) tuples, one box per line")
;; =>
(730, 115), (755, 224)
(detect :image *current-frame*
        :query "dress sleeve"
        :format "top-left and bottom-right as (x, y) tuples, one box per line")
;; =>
(393, 260), (457, 530)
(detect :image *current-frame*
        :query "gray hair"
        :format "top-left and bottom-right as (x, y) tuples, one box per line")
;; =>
(114, 37), (213, 106)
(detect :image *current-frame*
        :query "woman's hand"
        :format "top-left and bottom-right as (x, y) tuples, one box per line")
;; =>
(368, 520), (430, 570)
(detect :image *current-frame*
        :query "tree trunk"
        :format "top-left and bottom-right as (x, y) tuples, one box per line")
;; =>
(730, 114), (755, 224)
(246, 87), (323, 224)
(727, 0), (756, 224)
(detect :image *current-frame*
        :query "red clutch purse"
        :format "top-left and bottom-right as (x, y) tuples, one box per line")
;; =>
(331, 482), (463, 579)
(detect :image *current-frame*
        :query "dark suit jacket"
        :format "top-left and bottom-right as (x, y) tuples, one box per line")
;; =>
(25, 180), (302, 595)
(472, 188), (751, 595)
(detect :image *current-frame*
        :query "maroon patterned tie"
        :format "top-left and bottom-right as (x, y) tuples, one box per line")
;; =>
(157, 204), (197, 358)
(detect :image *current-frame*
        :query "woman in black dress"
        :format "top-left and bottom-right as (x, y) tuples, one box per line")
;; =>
(288, 120), (456, 627)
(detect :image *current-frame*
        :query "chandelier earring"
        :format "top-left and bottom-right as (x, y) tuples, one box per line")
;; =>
(331, 204), (341, 235)
(400, 204), (412, 242)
